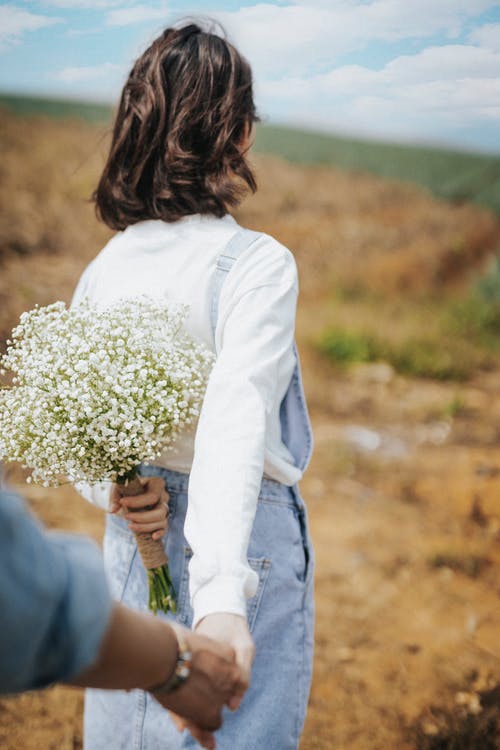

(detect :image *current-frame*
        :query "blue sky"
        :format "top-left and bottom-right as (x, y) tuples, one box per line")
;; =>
(1, 1), (500, 152)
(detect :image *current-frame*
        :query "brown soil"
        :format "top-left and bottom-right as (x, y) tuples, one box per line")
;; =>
(0, 109), (499, 749)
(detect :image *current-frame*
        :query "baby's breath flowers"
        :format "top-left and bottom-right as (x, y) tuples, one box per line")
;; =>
(0, 297), (214, 614)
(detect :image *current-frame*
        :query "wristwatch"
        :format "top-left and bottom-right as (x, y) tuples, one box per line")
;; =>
(149, 628), (192, 696)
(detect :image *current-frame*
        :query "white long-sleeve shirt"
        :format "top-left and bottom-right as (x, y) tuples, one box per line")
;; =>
(72, 212), (303, 626)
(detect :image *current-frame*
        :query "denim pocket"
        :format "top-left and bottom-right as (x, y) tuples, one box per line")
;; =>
(295, 505), (314, 586)
(176, 546), (271, 632)
(103, 516), (136, 602)
(246, 557), (272, 631)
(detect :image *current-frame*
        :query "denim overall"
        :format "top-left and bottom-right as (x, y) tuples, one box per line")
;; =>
(84, 229), (315, 750)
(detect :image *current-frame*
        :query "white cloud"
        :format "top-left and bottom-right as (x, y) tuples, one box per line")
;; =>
(213, 0), (497, 76)
(105, 4), (168, 26)
(54, 60), (123, 82)
(34, 0), (124, 8)
(0, 4), (62, 48)
(257, 43), (500, 145)
(8, 0), (499, 151)
(469, 22), (500, 51)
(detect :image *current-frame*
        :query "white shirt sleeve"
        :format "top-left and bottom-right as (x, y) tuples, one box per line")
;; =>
(185, 241), (299, 627)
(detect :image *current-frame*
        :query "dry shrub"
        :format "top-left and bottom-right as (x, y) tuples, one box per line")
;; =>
(239, 154), (500, 297)
(407, 677), (500, 750)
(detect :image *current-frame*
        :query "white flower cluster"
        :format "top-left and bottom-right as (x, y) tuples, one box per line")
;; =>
(0, 297), (214, 486)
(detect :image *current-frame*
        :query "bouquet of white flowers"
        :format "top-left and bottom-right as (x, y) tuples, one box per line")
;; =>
(0, 297), (214, 614)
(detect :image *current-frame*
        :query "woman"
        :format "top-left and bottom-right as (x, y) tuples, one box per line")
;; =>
(74, 20), (314, 750)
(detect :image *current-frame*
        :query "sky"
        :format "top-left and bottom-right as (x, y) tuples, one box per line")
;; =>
(1, 1), (500, 153)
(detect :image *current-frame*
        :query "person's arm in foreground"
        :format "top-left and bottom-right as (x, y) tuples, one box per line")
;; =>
(0, 489), (246, 749)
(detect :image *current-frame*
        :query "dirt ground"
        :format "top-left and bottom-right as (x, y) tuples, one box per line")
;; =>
(0, 109), (499, 749)
(2, 371), (499, 749)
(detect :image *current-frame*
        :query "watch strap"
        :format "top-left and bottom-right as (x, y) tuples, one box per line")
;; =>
(149, 628), (192, 696)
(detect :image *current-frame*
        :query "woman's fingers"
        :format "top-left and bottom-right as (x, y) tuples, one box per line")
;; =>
(111, 477), (169, 535)
(152, 529), (166, 540)
(119, 490), (163, 509)
(125, 504), (166, 523)
(194, 613), (253, 712)
(185, 723), (216, 750)
(125, 497), (168, 535)
(115, 476), (167, 503)
(169, 712), (187, 732)
(169, 715), (216, 749)
(224, 644), (251, 710)
(126, 499), (168, 532)
(128, 521), (167, 534)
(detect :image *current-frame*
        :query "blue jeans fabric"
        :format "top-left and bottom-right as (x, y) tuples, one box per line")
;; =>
(84, 468), (315, 750)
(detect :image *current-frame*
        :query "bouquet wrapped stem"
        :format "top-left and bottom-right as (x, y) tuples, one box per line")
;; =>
(118, 473), (177, 615)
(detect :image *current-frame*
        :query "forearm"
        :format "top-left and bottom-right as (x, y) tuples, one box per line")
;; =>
(68, 603), (178, 691)
(186, 377), (266, 624)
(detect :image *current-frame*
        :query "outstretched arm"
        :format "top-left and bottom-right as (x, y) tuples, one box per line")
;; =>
(0, 489), (246, 748)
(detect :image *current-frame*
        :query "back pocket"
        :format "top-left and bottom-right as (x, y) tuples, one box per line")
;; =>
(176, 547), (271, 632)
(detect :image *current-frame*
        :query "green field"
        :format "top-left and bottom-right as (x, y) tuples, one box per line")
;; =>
(255, 125), (500, 215)
(2, 92), (499, 214)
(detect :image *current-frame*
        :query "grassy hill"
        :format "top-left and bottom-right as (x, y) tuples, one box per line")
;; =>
(0, 93), (111, 123)
(255, 125), (500, 216)
(1, 92), (499, 215)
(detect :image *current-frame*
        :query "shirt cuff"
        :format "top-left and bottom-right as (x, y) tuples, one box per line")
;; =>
(191, 573), (258, 629)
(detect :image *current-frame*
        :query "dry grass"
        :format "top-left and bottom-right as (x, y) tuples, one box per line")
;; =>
(239, 154), (500, 296)
(1, 108), (500, 750)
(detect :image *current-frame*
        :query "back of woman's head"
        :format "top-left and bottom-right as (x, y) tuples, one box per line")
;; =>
(94, 22), (259, 230)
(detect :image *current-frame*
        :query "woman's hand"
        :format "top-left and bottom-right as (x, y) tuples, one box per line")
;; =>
(109, 476), (169, 540)
(162, 626), (247, 750)
(194, 613), (254, 711)
(71, 606), (243, 750)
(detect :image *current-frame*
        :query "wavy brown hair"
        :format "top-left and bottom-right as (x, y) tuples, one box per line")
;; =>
(94, 22), (259, 230)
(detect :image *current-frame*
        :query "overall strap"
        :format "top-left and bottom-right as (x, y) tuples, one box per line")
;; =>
(210, 228), (262, 347)
(210, 226), (314, 473)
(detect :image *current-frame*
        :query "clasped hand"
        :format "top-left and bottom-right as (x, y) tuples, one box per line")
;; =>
(160, 626), (249, 750)
(109, 475), (169, 539)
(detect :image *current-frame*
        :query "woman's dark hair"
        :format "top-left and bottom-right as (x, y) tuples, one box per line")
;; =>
(94, 22), (259, 230)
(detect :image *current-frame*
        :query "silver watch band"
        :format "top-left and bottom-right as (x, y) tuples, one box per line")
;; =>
(149, 628), (192, 696)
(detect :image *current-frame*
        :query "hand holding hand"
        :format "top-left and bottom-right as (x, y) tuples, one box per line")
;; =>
(152, 626), (246, 749)
(109, 476), (169, 540)
(195, 613), (254, 711)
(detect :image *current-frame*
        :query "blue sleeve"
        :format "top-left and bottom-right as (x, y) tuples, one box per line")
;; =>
(0, 489), (113, 693)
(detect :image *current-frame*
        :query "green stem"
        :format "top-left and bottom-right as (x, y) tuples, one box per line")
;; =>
(146, 565), (177, 615)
